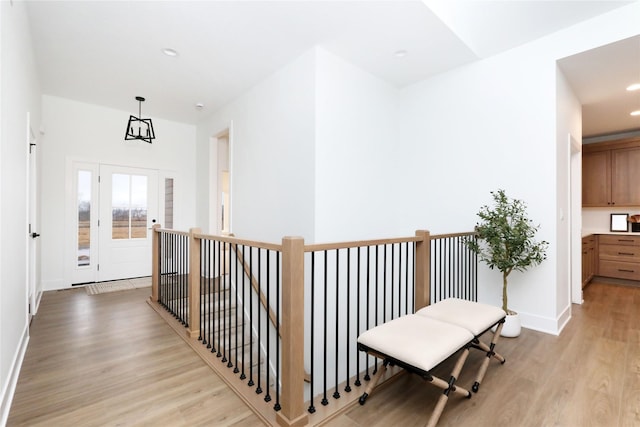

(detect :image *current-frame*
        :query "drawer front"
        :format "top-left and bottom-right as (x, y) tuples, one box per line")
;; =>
(598, 260), (640, 281)
(582, 236), (596, 248)
(598, 235), (640, 246)
(599, 244), (640, 262)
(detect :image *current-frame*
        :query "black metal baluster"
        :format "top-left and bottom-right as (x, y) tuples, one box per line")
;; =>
(333, 248), (340, 400)
(166, 233), (171, 312)
(173, 234), (177, 317)
(228, 242), (233, 368)
(256, 249), (262, 395)
(375, 245), (379, 328)
(448, 237), (453, 298)
(264, 250), (271, 402)
(181, 235), (186, 325)
(216, 240), (222, 357)
(321, 250), (328, 406)
(274, 251), (281, 411)
(411, 243), (415, 310)
(383, 244), (387, 324)
(202, 240), (208, 346)
(234, 243), (240, 374)
(364, 246), (370, 382)
(355, 247), (361, 387)
(389, 243), (396, 319)
(208, 240), (214, 349)
(240, 245), (247, 380)
(344, 247), (351, 393)
(439, 238), (444, 303)
(159, 233), (163, 307)
(222, 241), (228, 364)
(248, 246), (254, 387)
(403, 242), (407, 315)
(209, 240), (220, 354)
(308, 252), (316, 414)
(223, 241), (229, 365)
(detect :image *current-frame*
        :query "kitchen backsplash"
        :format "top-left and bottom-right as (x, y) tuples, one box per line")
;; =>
(583, 207), (640, 232)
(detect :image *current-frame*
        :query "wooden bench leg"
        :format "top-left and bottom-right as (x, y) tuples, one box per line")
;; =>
(359, 360), (388, 405)
(425, 347), (471, 427)
(472, 320), (506, 393)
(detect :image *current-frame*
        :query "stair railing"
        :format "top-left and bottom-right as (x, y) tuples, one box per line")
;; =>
(150, 226), (477, 426)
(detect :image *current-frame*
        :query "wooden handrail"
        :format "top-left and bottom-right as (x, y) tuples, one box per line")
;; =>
(304, 235), (422, 252)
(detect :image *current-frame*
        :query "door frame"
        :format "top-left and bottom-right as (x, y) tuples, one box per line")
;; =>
(209, 122), (233, 235)
(66, 160), (167, 286)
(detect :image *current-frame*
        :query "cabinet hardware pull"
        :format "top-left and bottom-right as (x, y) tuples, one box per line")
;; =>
(618, 269), (635, 273)
(618, 239), (634, 242)
(618, 252), (635, 256)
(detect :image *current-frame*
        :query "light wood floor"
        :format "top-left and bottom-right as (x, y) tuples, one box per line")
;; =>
(8, 278), (640, 426)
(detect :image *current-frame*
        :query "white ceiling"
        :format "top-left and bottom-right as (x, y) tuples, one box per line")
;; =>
(24, 0), (640, 136)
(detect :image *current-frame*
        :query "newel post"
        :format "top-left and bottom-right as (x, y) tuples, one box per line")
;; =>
(277, 236), (309, 427)
(151, 224), (161, 303)
(187, 228), (202, 339)
(415, 230), (431, 311)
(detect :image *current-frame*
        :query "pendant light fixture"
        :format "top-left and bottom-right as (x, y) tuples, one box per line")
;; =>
(125, 96), (155, 143)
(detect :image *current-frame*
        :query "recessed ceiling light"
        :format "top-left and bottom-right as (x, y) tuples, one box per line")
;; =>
(631, 110), (640, 116)
(162, 48), (179, 57)
(627, 83), (640, 91)
(394, 50), (408, 58)
(195, 102), (205, 110)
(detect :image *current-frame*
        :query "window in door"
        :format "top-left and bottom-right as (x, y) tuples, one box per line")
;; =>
(77, 170), (92, 267)
(111, 173), (148, 240)
(164, 177), (174, 229)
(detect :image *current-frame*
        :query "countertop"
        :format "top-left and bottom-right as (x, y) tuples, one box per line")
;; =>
(582, 230), (640, 237)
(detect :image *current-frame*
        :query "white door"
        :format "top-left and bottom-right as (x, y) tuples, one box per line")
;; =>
(27, 115), (39, 316)
(98, 165), (158, 282)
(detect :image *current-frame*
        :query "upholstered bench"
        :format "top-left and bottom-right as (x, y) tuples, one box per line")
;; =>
(416, 298), (506, 392)
(357, 298), (506, 427)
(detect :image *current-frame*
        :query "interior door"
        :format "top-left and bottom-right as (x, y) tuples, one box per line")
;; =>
(27, 115), (39, 316)
(98, 165), (158, 282)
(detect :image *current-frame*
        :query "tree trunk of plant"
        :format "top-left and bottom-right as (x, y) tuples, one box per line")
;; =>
(502, 271), (509, 313)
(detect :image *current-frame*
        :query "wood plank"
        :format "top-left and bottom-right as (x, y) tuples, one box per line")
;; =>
(9, 277), (640, 427)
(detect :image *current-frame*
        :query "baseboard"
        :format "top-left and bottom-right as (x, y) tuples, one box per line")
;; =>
(519, 310), (561, 336)
(33, 291), (43, 315)
(555, 303), (572, 335)
(0, 326), (29, 426)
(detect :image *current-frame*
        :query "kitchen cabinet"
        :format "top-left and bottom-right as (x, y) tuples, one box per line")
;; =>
(581, 235), (596, 287)
(597, 234), (640, 281)
(582, 138), (640, 207)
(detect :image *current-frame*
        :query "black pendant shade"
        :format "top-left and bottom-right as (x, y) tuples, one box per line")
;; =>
(125, 96), (155, 143)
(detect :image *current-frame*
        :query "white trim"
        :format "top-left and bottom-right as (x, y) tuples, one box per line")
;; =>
(32, 291), (43, 315)
(518, 310), (561, 336)
(0, 326), (29, 426)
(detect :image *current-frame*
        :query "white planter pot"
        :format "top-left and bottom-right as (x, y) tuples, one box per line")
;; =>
(500, 313), (521, 337)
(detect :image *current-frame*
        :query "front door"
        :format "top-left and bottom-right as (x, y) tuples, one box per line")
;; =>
(97, 165), (158, 282)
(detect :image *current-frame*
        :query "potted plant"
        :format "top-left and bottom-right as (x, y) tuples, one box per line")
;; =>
(466, 189), (548, 337)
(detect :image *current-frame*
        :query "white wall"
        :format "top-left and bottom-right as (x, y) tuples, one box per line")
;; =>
(314, 48), (400, 242)
(190, 4), (640, 337)
(40, 95), (196, 290)
(396, 2), (640, 334)
(0, 0), (41, 423)
(196, 49), (317, 243)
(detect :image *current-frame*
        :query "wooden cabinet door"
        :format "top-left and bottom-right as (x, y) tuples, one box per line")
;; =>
(612, 147), (640, 206)
(582, 150), (610, 207)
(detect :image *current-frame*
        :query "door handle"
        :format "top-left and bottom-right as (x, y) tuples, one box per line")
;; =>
(31, 232), (40, 238)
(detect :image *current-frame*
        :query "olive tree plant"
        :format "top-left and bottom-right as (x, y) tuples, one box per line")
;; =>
(466, 190), (548, 314)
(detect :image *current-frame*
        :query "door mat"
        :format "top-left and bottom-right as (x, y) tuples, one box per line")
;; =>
(86, 277), (151, 295)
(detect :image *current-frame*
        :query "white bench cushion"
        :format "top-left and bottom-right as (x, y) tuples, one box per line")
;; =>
(357, 314), (473, 373)
(416, 298), (505, 336)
